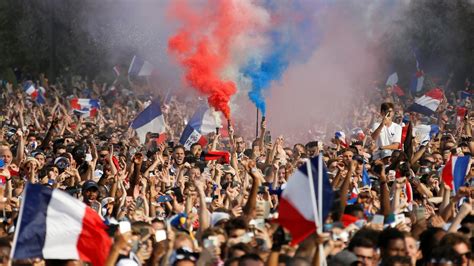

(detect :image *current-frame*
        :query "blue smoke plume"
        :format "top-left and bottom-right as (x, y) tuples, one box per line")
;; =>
(243, 32), (289, 115)
(242, 1), (323, 115)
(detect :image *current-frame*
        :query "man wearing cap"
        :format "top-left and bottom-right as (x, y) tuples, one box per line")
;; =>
(82, 180), (101, 213)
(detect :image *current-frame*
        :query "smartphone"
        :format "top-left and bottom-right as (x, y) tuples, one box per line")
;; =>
(85, 153), (93, 162)
(415, 206), (426, 221)
(90, 201), (101, 213)
(240, 232), (254, 243)
(393, 214), (405, 227)
(372, 214), (384, 225)
(155, 229), (167, 242)
(157, 195), (173, 203)
(168, 141), (175, 149)
(0, 159), (4, 169)
(204, 235), (219, 248)
(136, 197), (144, 209)
(264, 131), (271, 144)
(258, 186), (266, 194)
(388, 170), (396, 181)
(256, 201), (270, 219)
(249, 218), (266, 231)
(119, 221), (131, 234)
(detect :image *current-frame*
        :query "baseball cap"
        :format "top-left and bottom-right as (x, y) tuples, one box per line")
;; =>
(82, 180), (99, 191)
(329, 250), (359, 266)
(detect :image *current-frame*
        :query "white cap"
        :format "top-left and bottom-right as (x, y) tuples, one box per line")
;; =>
(211, 212), (230, 227)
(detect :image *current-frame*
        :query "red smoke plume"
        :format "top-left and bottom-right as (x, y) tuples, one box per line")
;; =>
(168, 1), (243, 118)
(168, 0), (251, 119)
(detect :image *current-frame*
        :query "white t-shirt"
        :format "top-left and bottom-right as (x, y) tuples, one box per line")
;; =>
(372, 122), (402, 148)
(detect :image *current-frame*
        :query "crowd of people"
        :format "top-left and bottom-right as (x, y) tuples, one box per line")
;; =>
(0, 71), (473, 266)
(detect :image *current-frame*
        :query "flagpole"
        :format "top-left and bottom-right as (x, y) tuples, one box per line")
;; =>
(10, 183), (28, 260)
(306, 158), (326, 265)
(256, 107), (259, 138)
(317, 153), (326, 266)
(318, 154), (323, 230)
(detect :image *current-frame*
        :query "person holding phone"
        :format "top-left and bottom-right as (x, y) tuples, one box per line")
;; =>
(371, 102), (402, 159)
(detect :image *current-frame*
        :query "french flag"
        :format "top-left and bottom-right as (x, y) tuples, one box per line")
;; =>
(413, 124), (439, 143)
(23, 82), (46, 104)
(335, 131), (348, 148)
(11, 184), (112, 265)
(179, 105), (222, 149)
(407, 87), (444, 116)
(278, 156), (333, 245)
(128, 55), (155, 77)
(131, 100), (166, 143)
(410, 70), (425, 94)
(352, 128), (365, 141)
(460, 91), (473, 100)
(70, 98), (100, 117)
(386, 72), (398, 86)
(442, 155), (470, 192)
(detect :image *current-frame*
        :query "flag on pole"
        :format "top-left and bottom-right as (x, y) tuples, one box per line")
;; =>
(130, 100), (166, 143)
(413, 124), (439, 144)
(460, 91), (473, 100)
(407, 88), (444, 116)
(11, 184), (112, 265)
(180, 105), (222, 149)
(70, 98), (100, 117)
(386, 72), (398, 86)
(352, 128), (365, 141)
(23, 81), (46, 104)
(410, 70), (425, 94)
(278, 156), (333, 245)
(442, 155), (470, 191)
(410, 51), (424, 94)
(335, 131), (348, 148)
(128, 56), (155, 77)
(113, 65), (121, 77)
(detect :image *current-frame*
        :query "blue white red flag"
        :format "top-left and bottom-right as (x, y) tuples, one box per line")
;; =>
(278, 156), (333, 245)
(179, 105), (222, 149)
(23, 81), (46, 104)
(413, 124), (439, 143)
(410, 70), (425, 94)
(70, 98), (100, 118)
(407, 88), (444, 116)
(335, 131), (348, 148)
(442, 155), (470, 192)
(460, 91), (473, 100)
(11, 184), (111, 265)
(128, 55), (155, 77)
(131, 100), (166, 143)
(386, 72), (398, 87)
